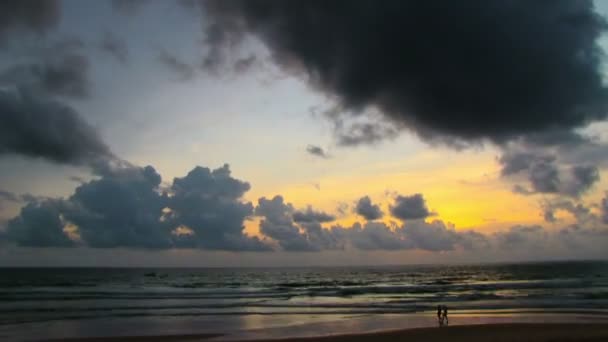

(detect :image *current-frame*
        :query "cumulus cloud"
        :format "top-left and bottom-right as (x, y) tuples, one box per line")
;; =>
(499, 150), (600, 198)
(252, 193), (487, 252)
(4, 163), (269, 250)
(202, 0), (608, 146)
(390, 194), (432, 220)
(305, 145), (329, 158)
(0, 88), (113, 166)
(355, 196), (383, 220)
(4, 175), (608, 255)
(167, 164), (268, 251)
(5, 199), (75, 247)
(255, 195), (314, 251)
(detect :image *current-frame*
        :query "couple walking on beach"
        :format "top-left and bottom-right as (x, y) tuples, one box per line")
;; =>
(437, 305), (448, 326)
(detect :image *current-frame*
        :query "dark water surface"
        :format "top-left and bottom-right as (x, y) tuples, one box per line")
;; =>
(0, 261), (607, 340)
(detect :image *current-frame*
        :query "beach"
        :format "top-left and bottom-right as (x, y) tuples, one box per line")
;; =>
(50, 323), (608, 342)
(40, 313), (608, 342)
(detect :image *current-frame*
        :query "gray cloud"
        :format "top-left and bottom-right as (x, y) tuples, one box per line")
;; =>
(542, 199), (594, 224)
(390, 194), (432, 220)
(100, 31), (128, 64)
(5, 199), (75, 247)
(494, 225), (548, 251)
(292, 206), (335, 223)
(344, 221), (411, 250)
(529, 159), (560, 193)
(601, 192), (608, 224)
(499, 149), (600, 198)
(0, 1), (60, 39)
(158, 49), (196, 81)
(111, 0), (148, 16)
(0, 190), (19, 203)
(0, 88), (113, 166)
(335, 121), (399, 147)
(305, 145), (329, 158)
(255, 195), (315, 251)
(563, 165), (600, 197)
(233, 54), (258, 73)
(355, 195), (383, 220)
(0, 54), (90, 99)
(202, 0), (608, 147)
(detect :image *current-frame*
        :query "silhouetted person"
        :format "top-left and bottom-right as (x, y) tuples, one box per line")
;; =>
(437, 305), (442, 325)
(442, 305), (448, 325)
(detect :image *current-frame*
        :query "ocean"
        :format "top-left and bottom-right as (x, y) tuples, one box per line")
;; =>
(1, 261), (607, 340)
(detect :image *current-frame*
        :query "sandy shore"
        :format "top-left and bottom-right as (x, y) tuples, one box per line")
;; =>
(245, 324), (608, 342)
(49, 323), (608, 342)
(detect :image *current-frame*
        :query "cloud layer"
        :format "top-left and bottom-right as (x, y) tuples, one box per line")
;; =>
(3, 166), (608, 257)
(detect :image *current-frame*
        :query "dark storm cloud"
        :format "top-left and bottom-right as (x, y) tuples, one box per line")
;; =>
(0, 1), (60, 38)
(292, 206), (335, 223)
(158, 49), (196, 81)
(390, 194), (432, 220)
(202, 0), (608, 146)
(99, 31), (128, 64)
(5, 164), (270, 250)
(355, 196), (383, 220)
(0, 88), (113, 166)
(305, 145), (329, 159)
(0, 54), (90, 98)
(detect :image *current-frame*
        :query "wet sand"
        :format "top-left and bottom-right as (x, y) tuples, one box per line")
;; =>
(49, 323), (608, 342)
(243, 323), (608, 342)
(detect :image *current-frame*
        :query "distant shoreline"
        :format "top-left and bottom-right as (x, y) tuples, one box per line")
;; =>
(3, 259), (607, 269)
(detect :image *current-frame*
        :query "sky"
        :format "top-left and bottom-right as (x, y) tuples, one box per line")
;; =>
(1, 0), (608, 266)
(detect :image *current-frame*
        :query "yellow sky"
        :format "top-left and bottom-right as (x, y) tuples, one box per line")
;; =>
(243, 148), (549, 235)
